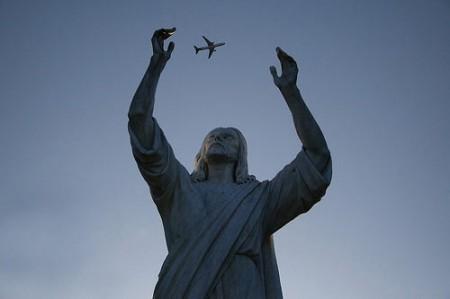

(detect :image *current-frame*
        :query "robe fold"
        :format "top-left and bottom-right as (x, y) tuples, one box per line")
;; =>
(129, 119), (332, 299)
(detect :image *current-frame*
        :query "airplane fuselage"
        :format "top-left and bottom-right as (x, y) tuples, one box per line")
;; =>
(194, 36), (225, 58)
(195, 43), (225, 51)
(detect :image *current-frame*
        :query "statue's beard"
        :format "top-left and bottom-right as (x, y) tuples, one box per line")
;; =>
(205, 145), (237, 164)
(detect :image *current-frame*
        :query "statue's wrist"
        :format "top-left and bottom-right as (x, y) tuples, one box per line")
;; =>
(149, 55), (166, 72)
(279, 84), (299, 96)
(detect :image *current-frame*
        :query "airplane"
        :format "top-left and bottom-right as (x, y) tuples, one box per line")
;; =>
(194, 36), (226, 59)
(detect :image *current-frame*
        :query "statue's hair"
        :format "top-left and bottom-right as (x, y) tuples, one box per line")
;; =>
(191, 127), (255, 184)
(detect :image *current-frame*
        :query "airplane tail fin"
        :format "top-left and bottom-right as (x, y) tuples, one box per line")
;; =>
(194, 46), (200, 54)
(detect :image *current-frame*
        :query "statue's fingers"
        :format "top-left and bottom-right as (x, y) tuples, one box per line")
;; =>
(277, 47), (295, 60)
(152, 28), (166, 41)
(161, 27), (176, 40)
(276, 47), (288, 60)
(152, 30), (164, 53)
(286, 54), (298, 69)
(152, 29), (162, 39)
(276, 47), (291, 69)
(276, 47), (288, 71)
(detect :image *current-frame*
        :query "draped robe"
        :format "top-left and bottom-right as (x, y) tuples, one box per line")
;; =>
(129, 119), (332, 299)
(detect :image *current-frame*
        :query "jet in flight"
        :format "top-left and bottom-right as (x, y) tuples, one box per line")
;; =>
(194, 36), (226, 59)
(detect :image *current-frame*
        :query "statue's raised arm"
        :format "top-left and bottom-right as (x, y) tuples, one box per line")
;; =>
(270, 47), (330, 171)
(264, 48), (332, 234)
(128, 28), (191, 204)
(128, 27), (175, 148)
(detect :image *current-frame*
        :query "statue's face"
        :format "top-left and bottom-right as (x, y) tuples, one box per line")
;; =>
(204, 128), (240, 164)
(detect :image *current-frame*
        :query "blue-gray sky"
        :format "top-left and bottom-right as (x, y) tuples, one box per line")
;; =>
(1, 0), (449, 298)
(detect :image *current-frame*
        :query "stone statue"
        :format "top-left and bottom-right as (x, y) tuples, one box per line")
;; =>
(128, 28), (332, 299)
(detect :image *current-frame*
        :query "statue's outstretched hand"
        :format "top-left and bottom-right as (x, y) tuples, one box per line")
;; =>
(151, 27), (176, 66)
(270, 47), (298, 90)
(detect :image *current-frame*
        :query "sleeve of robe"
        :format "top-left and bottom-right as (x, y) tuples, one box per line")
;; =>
(128, 118), (190, 212)
(263, 148), (332, 235)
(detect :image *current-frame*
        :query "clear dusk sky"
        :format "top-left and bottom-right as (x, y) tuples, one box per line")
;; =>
(1, 0), (449, 298)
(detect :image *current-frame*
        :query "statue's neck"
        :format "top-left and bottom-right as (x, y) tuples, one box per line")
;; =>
(206, 162), (235, 184)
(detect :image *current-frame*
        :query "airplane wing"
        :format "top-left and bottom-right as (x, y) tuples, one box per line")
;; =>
(202, 35), (213, 46)
(208, 48), (214, 59)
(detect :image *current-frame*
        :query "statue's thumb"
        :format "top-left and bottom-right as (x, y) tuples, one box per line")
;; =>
(270, 66), (279, 83)
(167, 42), (175, 55)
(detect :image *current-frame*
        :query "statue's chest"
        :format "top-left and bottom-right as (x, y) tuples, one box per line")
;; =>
(199, 184), (241, 214)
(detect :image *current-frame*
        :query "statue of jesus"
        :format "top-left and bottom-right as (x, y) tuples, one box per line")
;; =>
(128, 27), (332, 299)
